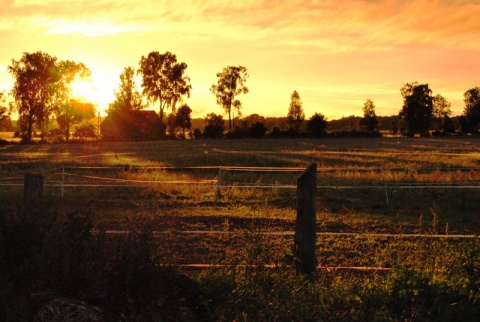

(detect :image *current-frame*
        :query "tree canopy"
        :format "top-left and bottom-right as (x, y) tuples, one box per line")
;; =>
(399, 82), (433, 136)
(306, 112), (327, 137)
(210, 66), (248, 130)
(432, 94), (452, 132)
(138, 51), (191, 123)
(359, 99), (378, 132)
(287, 90), (305, 132)
(9, 51), (60, 142)
(107, 67), (144, 114)
(175, 104), (192, 136)
(463, 87), (480, 132)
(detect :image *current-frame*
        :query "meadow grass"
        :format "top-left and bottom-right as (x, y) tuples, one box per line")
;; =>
(1, 137), (480, 320)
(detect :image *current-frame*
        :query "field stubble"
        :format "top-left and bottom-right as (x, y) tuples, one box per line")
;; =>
(2, 137), (480, 320)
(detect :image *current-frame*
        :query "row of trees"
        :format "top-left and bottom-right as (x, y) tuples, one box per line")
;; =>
(3, 50), (250, 142)
(3, 49), (480, 142)
(399, 82), (480, 136)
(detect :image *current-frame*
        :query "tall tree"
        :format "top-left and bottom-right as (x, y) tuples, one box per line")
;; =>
(287, 90), (305, 132)
(463, 87), (480, 132)
(9, 51), (59, 142)
(210, 65), (248, 130)
(432, 94), (452, 132)
(175, 104), (192, 136)
(56, 60), (93, 141)
(399, 82), (433, 136)
(138, 51), (191, 123)
(359, 99), (378, 132)
(107, 66), (144, 114)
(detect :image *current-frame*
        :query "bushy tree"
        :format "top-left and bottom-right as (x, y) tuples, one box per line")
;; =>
(107, 67), (144, 114)
(287, 90), (305, 132)
(306, 113), (327, 137)
(463, 87), (480, 132)
(359, 99), (378, 132)
(57, 99), (95, 142)
(174, 104), (192, 136)
(138, 51), (191, 123)
(249, 122), (267, 138)
(73, 122), (96, 141)
(399, 82), (433, 136)
(211, 66), (248, 130)
(203, 113), (225, 138)
(432, 94), (452, 132)
(9, 51), (60, 142)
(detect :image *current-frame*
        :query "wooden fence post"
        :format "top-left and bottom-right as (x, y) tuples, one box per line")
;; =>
(24, 173), (43, 212)
(294, 163), (317, 275)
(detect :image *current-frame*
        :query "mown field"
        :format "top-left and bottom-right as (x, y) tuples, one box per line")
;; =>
(1, 137), (480, 321)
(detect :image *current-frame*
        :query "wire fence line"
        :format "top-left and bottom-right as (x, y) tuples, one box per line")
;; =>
(1, 165), (479, 190)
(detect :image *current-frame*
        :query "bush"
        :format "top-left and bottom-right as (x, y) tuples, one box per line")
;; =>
(0, 205), (210, 321)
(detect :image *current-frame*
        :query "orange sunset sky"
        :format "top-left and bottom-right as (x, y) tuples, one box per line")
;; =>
(1, 0), (479, 119)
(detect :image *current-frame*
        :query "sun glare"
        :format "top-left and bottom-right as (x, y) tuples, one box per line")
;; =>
(70, 80), (94, 101)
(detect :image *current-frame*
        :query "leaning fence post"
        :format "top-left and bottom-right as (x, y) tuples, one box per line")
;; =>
(24, 173), (43, 213)
(294, 163), (317, 275)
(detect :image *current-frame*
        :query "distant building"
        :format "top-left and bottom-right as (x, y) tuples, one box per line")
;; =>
(100, 110), (161, 141)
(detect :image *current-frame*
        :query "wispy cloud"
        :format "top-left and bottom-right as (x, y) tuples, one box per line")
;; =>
(3, 0), (480, 48)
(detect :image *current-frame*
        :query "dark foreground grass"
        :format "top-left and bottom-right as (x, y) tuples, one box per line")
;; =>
(1, 199), (480, 321)
(1, 137), (480, 320)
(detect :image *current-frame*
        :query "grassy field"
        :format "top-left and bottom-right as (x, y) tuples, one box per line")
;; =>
(1, 137), (480, 321)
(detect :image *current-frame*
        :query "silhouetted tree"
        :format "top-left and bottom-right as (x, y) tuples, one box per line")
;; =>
(249, 122), (267, 138)
(107, 67), (144, 114)
(463, 87), (480, 132)
(359, 99), (378, 132)
(432, 94), (452, 132)
(0, 91), (9, 121)
(211, 66), (248, 130)
(399, 82), (433, 136)
(73, 122), (96, 141)
(203, 113), (225, 138)
(287, 90), (305, 132)
(138, 51), (191, 123)
(175, 104), (192, 136)
(9, 51), (60, 142)
(306, 113), (327, 137)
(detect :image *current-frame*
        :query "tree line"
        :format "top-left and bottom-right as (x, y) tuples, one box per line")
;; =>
(1, 50), (480, 142)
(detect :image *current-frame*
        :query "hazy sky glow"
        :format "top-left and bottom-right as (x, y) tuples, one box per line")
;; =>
(1, 0), (480, 119)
